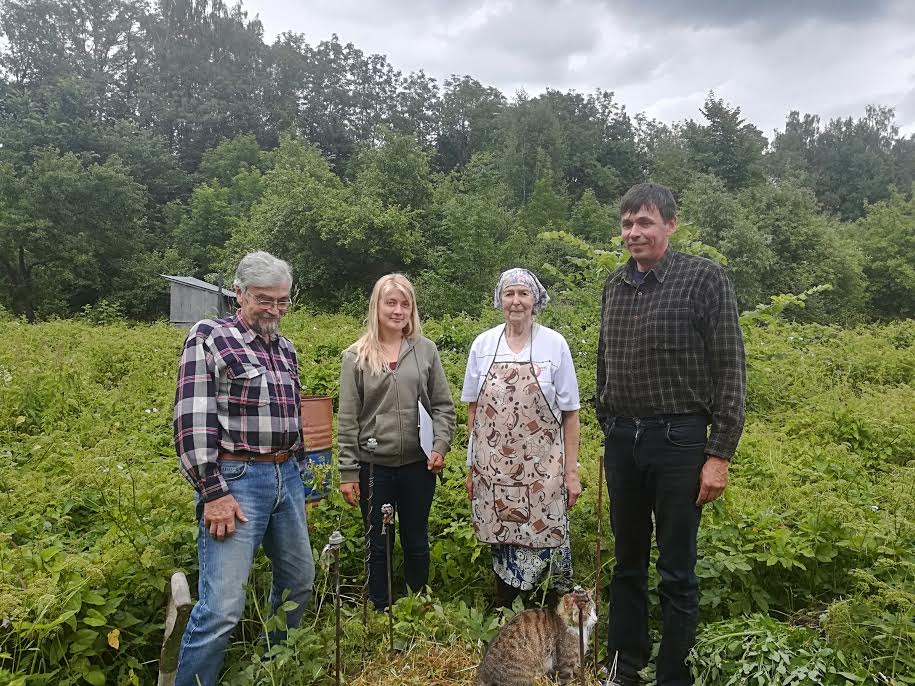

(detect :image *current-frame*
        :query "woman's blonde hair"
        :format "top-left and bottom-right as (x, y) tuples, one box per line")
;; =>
(352, 274), (423, 375)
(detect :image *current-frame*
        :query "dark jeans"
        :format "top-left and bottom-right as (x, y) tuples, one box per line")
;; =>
(359, 460), (436, 610)
(603, 415), (707, 686)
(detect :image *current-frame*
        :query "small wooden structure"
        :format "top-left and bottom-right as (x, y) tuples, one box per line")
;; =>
(162, 275), (235, 328)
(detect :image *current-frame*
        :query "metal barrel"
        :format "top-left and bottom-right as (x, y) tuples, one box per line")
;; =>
(301, 395), (333, 502)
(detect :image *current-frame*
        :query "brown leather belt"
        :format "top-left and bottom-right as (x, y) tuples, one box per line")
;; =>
(219, 451), (290, 463)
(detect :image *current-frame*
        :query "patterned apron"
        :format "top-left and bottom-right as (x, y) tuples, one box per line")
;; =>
(470, 330), (567, 549)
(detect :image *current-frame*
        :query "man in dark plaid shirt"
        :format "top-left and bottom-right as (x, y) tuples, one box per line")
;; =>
(597, 183), (746, 686)
(173, 251), (314, 686)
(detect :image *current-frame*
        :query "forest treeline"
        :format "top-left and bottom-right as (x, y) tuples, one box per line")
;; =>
(0, 0), (914, 322)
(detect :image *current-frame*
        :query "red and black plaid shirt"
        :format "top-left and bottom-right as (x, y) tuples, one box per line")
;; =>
(174, 311), (305, 501)
(597, 249), (746, 459)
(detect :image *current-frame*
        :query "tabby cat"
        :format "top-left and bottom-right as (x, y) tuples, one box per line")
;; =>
(477, 588), (597, 686)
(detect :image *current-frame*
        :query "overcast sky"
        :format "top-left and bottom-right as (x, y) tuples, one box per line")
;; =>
(243, 0), (915, 140)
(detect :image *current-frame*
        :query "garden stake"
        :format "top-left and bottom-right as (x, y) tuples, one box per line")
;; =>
(381, 502), (395, 652)
(592, 448), (604, 672)
(327, 530), (345, 686)
(362, 462), (375, 629)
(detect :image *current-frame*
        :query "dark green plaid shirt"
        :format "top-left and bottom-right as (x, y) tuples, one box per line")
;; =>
(596, 248), (746, 459)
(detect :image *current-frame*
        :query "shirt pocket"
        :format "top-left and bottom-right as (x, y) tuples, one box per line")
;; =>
(226, 360), (271, 407)
(646, 305), (694, 351)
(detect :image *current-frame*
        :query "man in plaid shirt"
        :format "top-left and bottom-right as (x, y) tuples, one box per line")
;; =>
(173, 251), (314, 686)
(597, 184), (746, 686)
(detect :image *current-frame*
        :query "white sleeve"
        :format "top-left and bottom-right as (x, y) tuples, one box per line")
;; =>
(553, 337), (581, 412)
(460, 339), (481, 402)
(462, 339), (479, 466)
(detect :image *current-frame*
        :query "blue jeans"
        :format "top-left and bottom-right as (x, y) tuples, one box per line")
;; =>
(604, 415), (707, 686)
(176, 459), (315, 686)
(358, 460), (436, 610)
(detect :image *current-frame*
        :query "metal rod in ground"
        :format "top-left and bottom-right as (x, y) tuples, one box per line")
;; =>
(577, 590), (586, 685)
(327, 530), (345, 686)
(363, 463), (375, 629)
(593, 450), (605, 672)
(381, 503), (395, 652)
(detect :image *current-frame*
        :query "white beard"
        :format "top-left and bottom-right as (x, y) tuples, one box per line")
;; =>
(252, 317), (280, 337)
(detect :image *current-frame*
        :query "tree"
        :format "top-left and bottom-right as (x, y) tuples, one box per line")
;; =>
(680, 174), (774, 310)
(436, 75), (505, 172)
(682, 93), (767, 191)
(230, 136), (420, 304)
(390, 70), (440, 151)
(416, 153), (525, 315)
(138, 0), (269, 169)
(636, 115), (694, 197)
(769, 106), (908, 220)
(0, 150), (145, 320)
(569, 189), (612, 245)
(854, 187), (915, 319)
(349, 128), (433, 212)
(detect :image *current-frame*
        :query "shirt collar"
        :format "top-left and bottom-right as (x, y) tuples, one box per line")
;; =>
(623, 247), (675, 285)
(232, 310), (261, 345)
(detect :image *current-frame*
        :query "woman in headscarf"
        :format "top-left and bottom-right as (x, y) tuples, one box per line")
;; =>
(461, 267), (581, 607)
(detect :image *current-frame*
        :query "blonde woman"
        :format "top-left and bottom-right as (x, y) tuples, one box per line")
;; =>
(337, 274), (456, 610)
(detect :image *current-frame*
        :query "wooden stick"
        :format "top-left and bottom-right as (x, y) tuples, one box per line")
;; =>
(381, 503), (395, 653)
(593, 449), (605, 672)
(157, 572), (193, 686)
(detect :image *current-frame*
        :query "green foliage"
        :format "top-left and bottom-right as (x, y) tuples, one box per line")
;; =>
(691, 615), (866, 685)
(683, 93), (768, 191)
(1, 2), (913, 321)
(682, 176), (868, 322)
(0, 309), (912, 685)
(854, 186), (915, 320)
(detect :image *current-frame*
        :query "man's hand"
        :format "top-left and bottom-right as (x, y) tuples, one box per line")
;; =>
(565, 472), (582, 509)
(696, 456), (729, 506)
(465, 469), (474, 499)
(340, 482), (360, 507)
(203, 495), (248, 540)
(427, 451), (444, 474)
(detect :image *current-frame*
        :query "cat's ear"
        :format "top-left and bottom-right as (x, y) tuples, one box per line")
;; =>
(562, 593), (576, 611)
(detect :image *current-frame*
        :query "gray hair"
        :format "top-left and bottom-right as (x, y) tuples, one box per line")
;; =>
(233, 251), (293, 291)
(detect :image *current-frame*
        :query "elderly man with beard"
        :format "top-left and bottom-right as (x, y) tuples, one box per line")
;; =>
(173, 251), (315, 686)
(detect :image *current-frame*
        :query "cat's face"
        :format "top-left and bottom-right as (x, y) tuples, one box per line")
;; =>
(557, 587), (597, 629)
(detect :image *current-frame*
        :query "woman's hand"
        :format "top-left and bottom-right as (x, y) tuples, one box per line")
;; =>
(427, 450), (444, 473)
(565, 472), (582, 509)
(465, 469), (474, 499)
(340, 482), (360, 507)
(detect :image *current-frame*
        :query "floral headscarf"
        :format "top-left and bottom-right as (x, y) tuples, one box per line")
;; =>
(493, 268), (550, 314)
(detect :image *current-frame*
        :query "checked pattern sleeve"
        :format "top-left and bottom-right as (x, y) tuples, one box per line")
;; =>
(701, 267), (746, 459)
(174, 324), (227, 501)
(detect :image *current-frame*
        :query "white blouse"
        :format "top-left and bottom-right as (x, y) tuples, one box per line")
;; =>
(461, 323), (581, 465)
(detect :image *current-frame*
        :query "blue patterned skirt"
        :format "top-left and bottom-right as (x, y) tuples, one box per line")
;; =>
(491, 541), (573, 591)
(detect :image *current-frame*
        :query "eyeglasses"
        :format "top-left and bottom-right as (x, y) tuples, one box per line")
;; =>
(251, 295), (292, 309)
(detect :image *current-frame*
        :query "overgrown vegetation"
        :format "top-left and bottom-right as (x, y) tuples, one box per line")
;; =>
(0, 306), (912, 685)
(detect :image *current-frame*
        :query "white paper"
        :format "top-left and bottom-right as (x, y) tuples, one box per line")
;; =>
(418, 400), (434, 458)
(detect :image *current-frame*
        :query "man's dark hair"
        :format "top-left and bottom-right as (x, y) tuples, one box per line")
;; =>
(619, 183), (677, 222)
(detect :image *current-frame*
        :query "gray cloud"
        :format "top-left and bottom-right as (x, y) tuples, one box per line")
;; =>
(243, 0), (915, 136)
(605, 0), (904, 30)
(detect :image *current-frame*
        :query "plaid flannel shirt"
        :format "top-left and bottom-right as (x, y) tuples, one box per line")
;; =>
(174, 311), (305, 501)
(596, 248), (746, 459)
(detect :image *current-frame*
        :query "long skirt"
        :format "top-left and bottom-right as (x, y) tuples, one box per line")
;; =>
(491, 541), (573, 591)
